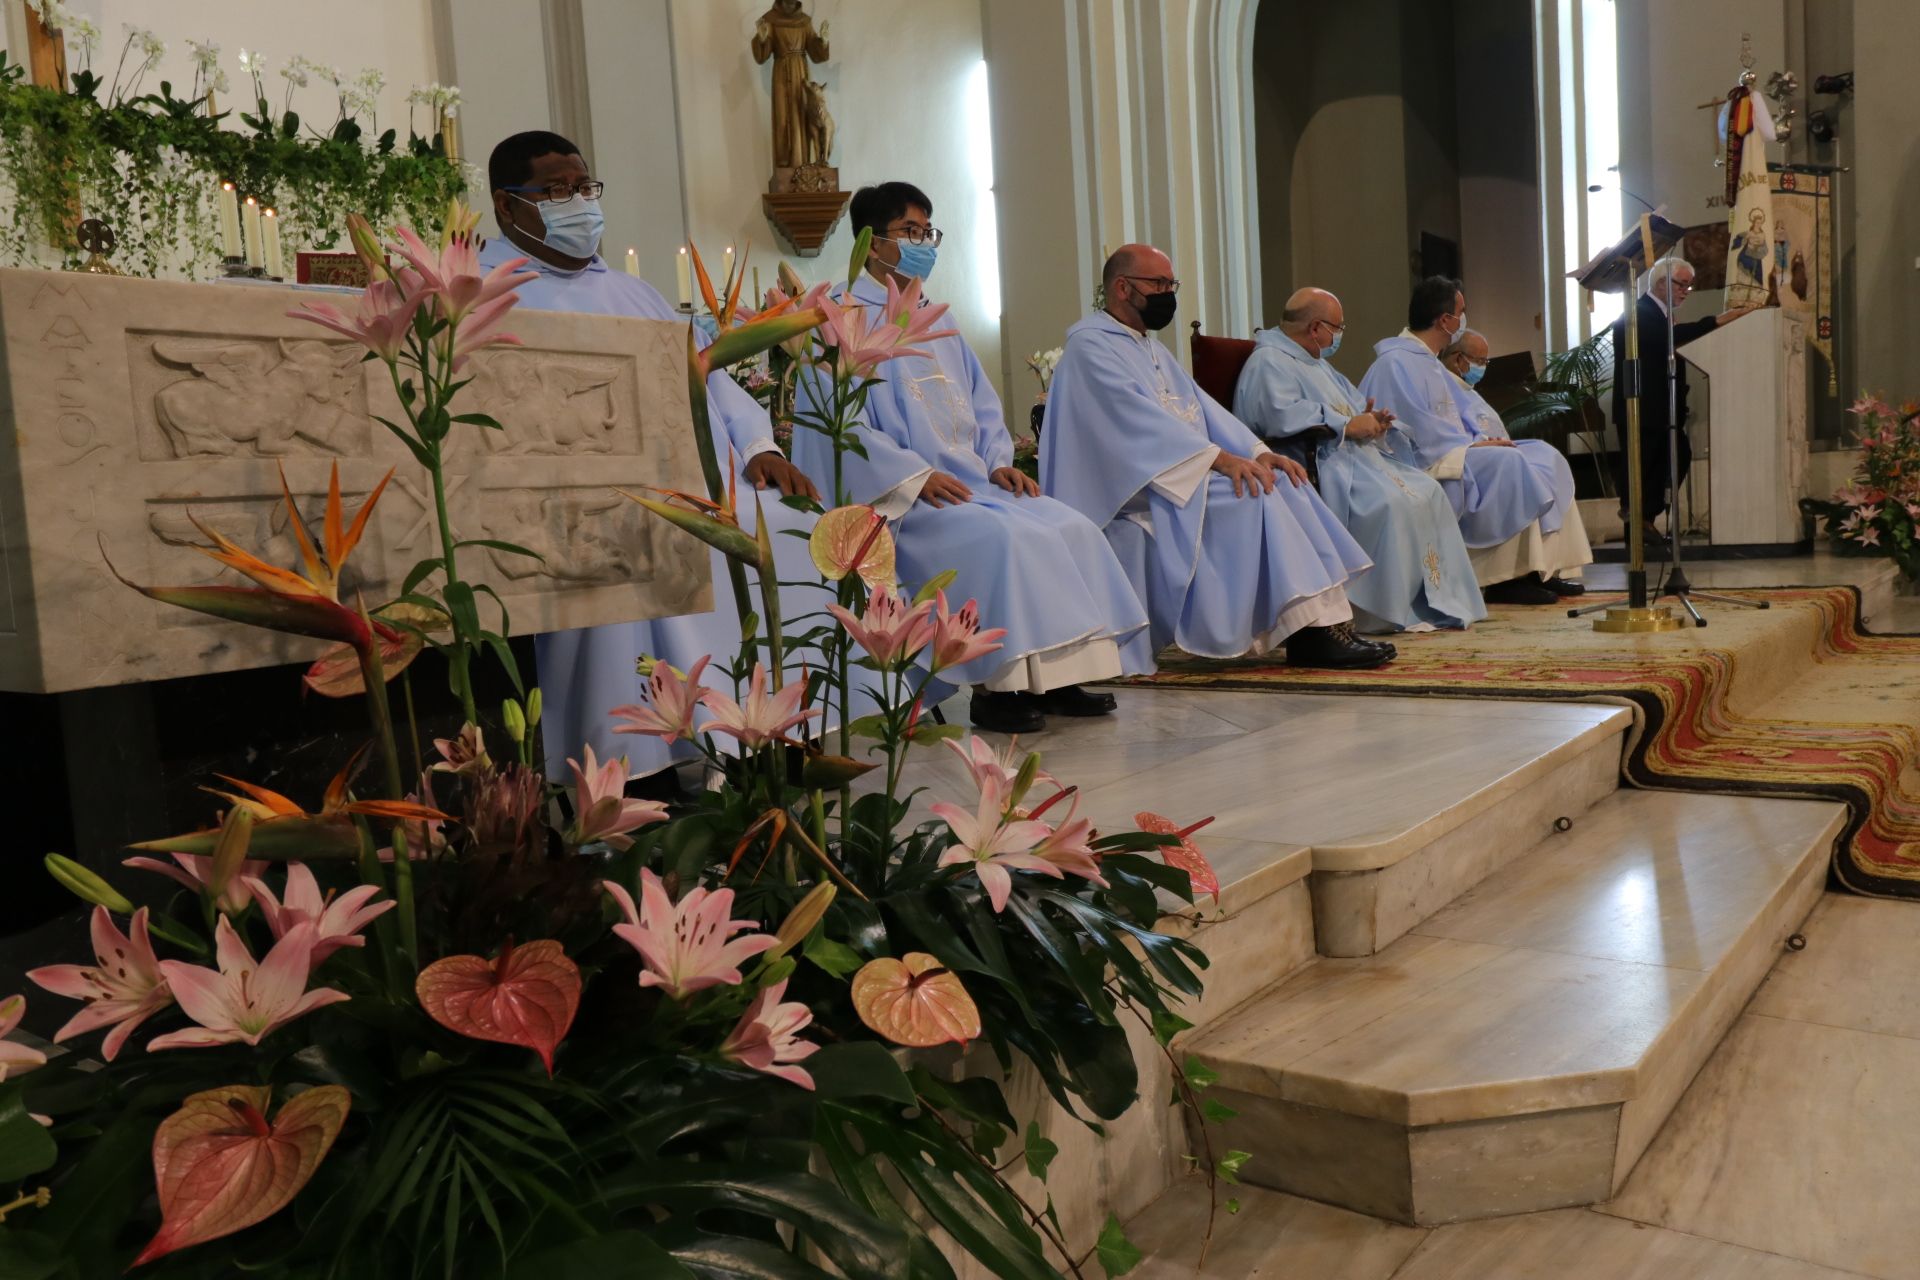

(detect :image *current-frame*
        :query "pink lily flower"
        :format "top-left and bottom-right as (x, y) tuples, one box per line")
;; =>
(0, 994), (47, 1079)
(602, 871), (778, 1000)
(565, 745), (669, 851)
(388, 225), (537, 325)
(944, 734), (1054, 796)
(611, 655), (712, 742)
(27, 906), (173, 1061)
(817, 279), (954, 378)
(883, 275), (962, 348)
(927, 591), (1008, 674)
(148, 920), (349, 1051)
(123, 850), (269, 914)
(1026, 793), (1109, 888)
(431, 722), (491, 775)
(698, 662), (821, 749)
(289, 274), (430, 363)
(1859, 526), (1882, 546)
(931, 774), (1063, 912)
(827, 587), (937, 668)
(718, 978), (819, 1090)
(237, 863), (394, 968)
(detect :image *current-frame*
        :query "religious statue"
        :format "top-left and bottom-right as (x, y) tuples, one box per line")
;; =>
(751, 0), (831, 172)
(1718, 36), (1778, 308)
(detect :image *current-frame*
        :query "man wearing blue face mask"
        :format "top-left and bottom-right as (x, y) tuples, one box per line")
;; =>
(476, 130), (826, 787)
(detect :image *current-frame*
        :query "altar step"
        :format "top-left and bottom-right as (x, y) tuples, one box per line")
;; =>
(1180, 789), (1844, 1226)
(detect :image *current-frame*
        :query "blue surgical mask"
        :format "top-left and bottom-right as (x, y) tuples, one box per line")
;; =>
(517, 192), (605, 259)
(885, 237), (938, 281)
(1464, 362), (1487, 387)
(1324, 331), (1344, 357)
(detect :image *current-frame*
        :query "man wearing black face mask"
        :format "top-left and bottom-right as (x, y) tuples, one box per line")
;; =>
(1039, 245), (1390, 668)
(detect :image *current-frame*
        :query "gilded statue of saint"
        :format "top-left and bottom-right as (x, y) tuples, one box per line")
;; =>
(751, 0), (831, 170)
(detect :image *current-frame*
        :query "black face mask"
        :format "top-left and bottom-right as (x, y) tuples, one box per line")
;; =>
(1137, 288), (1179, 331)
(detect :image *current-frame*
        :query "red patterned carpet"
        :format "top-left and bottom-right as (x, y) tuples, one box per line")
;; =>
(1126, 587), (1920, 896)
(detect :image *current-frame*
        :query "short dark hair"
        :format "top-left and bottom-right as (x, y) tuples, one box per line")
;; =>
(850, 182), (934, 237)
(489, 130), (582, 194)
(1101, 250), (1127, 293)
(1408, 275), (1463, 331)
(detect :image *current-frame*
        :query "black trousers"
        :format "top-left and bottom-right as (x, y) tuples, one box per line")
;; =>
(1612, 417), (1691, 521)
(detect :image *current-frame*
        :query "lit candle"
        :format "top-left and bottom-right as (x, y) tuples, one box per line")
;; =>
(722, 244), (735, 283)
(624, 247), (640, 277)
(242, 196), (265, 269)
(262, 207), (284, 280)
(676, 246), (692, 307)
(218, 181), (242, 259)
(753, 266), (762, 305)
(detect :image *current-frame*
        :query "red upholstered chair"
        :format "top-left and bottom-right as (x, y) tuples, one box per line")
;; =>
(1189, 321), (1257, 407)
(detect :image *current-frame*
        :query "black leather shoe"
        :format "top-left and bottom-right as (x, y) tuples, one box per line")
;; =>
(1285, 624), (1395, 670)
(1483, 577), (1560, 605)
(1331, 621), (1395, 660)
(1033, 684), (1117, 717)
(1543, 575), (1586, 597)
(969, 689), (1046, 734)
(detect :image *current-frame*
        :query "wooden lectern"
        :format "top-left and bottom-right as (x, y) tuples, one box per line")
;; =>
(1682, 308), (1809, 551)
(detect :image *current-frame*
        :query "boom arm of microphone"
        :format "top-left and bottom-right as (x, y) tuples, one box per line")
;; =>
(1587, 182), (1661, 216)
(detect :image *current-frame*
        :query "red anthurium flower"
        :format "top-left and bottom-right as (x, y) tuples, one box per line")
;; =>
(130, 1084), (350, 1269)
(1135, 812), (1221, 902)
(850, 953), (981, 1049)
(415, 939), (581, 1075)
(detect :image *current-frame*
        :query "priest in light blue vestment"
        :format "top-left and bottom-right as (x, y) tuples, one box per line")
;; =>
(479, 130), (826, 779)
(1359, 276), (1590, 605)
(1041, 245), (1391, 669)
(1233, 287), (1485, 633)
(790, 183), (1152, 734)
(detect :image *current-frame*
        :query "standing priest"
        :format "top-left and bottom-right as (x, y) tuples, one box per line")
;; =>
(1234, 286), (1486, 633)
(1361, 277), (1590, 605)
(477, 130), (824, 782)
(1041, 245), (1390, 669)
(790, 182), (1152, 734)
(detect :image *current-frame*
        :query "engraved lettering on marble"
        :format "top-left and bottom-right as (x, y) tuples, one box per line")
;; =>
(480, 485), (653, 586)
(467, 349), (632, 455)
(127, 335), (371, 459)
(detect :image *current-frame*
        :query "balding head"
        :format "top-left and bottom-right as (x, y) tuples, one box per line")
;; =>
(1441, 328), (1491, 380)
(1279, 287), (1345, 357)
(1102, 243), (1178, 333)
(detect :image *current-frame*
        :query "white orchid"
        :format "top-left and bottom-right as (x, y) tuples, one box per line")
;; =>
(26, 0), (74, 31)
(66, 15), (99, 65)
(355, 67), (386, 96)
(237, 48), (264, 76)
(279, 55), (311, 90)
(188, 39), (221, 74)
(127, 25), (164, 65)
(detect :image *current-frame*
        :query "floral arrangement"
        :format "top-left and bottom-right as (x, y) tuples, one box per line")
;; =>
(0, 16), (464, 277)
(1027, 346), (1064, 394)
(1805, 394), (1920, 581)
(0, 208), (1239, 1277)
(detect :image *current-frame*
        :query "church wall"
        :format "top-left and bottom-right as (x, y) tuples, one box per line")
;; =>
(1849, 0), (1919, 407)
(1454, 0), (1545, 363)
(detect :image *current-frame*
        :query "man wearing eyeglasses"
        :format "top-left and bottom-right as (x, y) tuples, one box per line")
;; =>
(789, 183), (1152, 734)
(1609, 257), (1756, 549)
(476, 130), (825, 785)
(1041, 245), (1391, 669)
(1234, 287), (1485, 633)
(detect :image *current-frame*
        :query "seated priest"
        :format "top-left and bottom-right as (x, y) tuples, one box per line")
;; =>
(1040, 245), (1391, 669)
(1360, 277), (1591, 605)
(789, 182), (1152, 735)
(476, 129), (824, 781)
(1233, 287), (1485, 633)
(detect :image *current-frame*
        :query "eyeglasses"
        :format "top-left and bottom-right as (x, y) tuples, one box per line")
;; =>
(503, 180), (605, 203)
(1316, 319), (1348, 334)
(885, 224), (943, 246)
(1121, 275), (1181, 294)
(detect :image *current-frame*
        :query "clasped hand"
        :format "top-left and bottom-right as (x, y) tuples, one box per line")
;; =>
(1213, 450), (1308, 498)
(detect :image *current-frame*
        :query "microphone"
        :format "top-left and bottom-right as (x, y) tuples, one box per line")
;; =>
(1588, 182), (1660, 216)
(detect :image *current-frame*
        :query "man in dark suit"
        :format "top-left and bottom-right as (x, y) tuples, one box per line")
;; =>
(1610, 257), (1754, 545)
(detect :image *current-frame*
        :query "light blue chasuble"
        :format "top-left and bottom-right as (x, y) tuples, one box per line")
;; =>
(476, 240), (825, 779)
(790, 275), (1151, 691)
(1358, 335), (1556, 549)
(1233, 330), (1484, 632)
(1443, 369), (1582, 542)
(1040, 312), (1371, 658)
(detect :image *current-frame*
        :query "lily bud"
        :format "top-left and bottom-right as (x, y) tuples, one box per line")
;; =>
(502, 698), (527, 744)
(45, 853), (136, 914)
(345, 212), (388, 281)
(846, 225), (874, 289)
(206, 806), (255, 908)
(768, 882), (837, 961)
(526, 687), (543, 729)
(1009, 751), (1043, 811)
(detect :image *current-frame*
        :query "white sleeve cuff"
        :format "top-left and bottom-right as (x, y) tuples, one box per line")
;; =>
(1427, 445), (1468, 481)
(738, 438), (781, 463)
(871, 466), (935, 519)
(1149, 446), (1220, 507)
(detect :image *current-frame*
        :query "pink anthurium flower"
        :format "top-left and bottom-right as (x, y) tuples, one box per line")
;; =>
(698, 662), (821, 750)
(927, 591), (1007, 674)
(148, 920), (348, 1051)
(564, 745), (669, 851)
(1136, 812), (1222, 902)
(27, 906), (173, 1061)
(611, 655), (712, 742)
(130, 1084), (350, 1269)
(237, 863), (394, 968)
(415, 940), (581, 1076)
(827, 586), (937, 668)
(602, 871), (778, 1000)
(123, 851), (269, 915)
(0, 994), (47, 1079)
(850, 953), (981, 1049)
(718, 978), (819, 1090)
(930, 774), (1062, 912)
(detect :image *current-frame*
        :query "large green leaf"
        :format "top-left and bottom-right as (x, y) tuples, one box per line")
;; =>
(0, 1085), (55, 1182)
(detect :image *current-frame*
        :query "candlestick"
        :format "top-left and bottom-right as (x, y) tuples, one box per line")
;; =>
(624, 247), (640, 278)
(218, 181), (241, 259)
(262, 207), (284, 280)
(242, 196), (265, 269)
(722, 244), (735, 283)
(676, 247), (692, 307)
(753, 266), (762, 305)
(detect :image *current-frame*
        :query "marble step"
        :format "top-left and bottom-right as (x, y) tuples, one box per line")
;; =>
(1067, 695), (1633, 957)
(1182, 789), (1845, 1226)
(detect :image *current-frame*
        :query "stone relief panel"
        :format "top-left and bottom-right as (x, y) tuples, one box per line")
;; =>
(0, 268), (712, 693)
